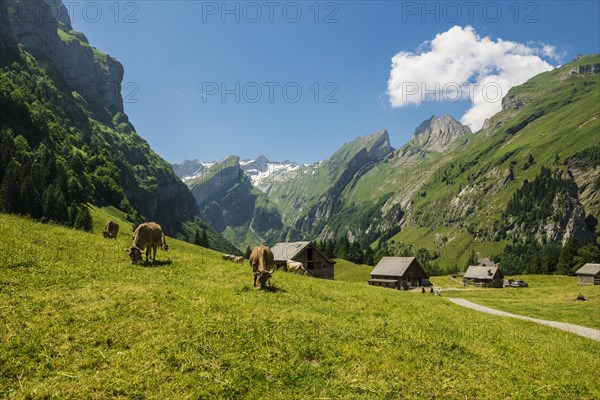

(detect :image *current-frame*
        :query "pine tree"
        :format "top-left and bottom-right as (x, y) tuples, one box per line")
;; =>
(364, 246), (375, 266)
(74, 206), (93, 231)
(244, 246), (252, 259)
(0, 159), (22, 213)
(556, 238), (579, 275)
(192, 228), (201, 246)
(199, 229), (209, 247)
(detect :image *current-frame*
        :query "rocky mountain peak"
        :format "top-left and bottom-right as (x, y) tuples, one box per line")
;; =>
(254, 155), (270, 165)
(410, 115), (471, 152)
(363, 129), (394, 159)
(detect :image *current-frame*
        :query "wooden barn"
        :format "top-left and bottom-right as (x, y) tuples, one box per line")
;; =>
(463, 265), (504, 288)
(271, 242), (335, 279)
(368, 257), (430, 290)
(575, 263), (600, 285)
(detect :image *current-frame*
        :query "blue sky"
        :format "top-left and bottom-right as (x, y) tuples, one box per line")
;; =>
(71, 1), (600, 163)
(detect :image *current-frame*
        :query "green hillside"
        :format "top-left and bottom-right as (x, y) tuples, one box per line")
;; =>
(332, 258), (373, 283)
(1, 213), (599, 399)
(385, 55), (600, 267)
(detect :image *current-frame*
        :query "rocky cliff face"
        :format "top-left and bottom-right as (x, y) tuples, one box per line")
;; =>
(569, 63), (600, 77)
(4, 0), (124, 112)
(409, 115), (472, 152)
(289, 130), (394, 239)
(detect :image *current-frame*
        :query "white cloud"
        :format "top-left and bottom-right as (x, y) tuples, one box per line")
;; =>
(387, 26), (555, 131)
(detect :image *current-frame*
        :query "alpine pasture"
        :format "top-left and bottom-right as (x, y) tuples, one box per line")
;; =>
(0, 210), (599, 399)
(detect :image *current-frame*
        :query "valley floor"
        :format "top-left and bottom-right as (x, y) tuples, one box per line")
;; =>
(1, 212), (599, 399)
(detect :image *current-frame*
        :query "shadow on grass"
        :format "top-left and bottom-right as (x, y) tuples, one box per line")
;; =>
(138, 259), (173, 268)
(260, 285), (286, 293)
(235, 284), (286, 294)
(1, 260), (38, 269)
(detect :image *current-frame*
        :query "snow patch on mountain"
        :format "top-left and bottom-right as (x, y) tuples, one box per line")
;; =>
(174, 156), (309, 190)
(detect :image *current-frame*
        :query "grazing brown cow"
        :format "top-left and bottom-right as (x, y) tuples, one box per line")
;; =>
(249, 246), (274, 289)
(233, 256), (244, 264)
(128, 222), (165, 264)
(103, 220), (119, 239)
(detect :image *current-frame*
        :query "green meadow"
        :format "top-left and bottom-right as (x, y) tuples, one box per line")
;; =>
(1, 211), (599, 399)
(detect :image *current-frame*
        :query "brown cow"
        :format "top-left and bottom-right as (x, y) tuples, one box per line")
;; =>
(233, 256), (244, 264)
(103, 220), (119, 239)
(128, 222), (165, 264)
(249, 245), (274, 289)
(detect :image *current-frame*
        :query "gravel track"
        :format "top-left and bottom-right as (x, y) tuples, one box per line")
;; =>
(447, 298), (600, 341)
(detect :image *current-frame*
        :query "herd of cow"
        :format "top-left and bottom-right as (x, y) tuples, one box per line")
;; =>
(103, 220), (169, 264)
(102, 220), (294, 289)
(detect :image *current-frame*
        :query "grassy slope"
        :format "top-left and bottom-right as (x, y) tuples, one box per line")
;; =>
(444, 275), (600, 330)
(333, 259), (373, 283)
(1, 214), (599, 399)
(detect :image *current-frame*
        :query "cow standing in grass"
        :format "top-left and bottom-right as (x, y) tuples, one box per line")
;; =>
(286, 260), (307, 275)
(103, 220), (119, 239)
(128, 222), (165, 264)
(249, 246), (274, 289)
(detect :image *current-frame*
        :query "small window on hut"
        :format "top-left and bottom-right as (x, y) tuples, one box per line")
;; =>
(308, 262), (315, 270)
(307, 248), (314, 260)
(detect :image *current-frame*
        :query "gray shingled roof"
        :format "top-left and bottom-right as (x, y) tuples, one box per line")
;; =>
(464, 266), (502, 280)
(575, 263), (600, 276)
(271, 242), (312, 262)
(370, 257), (418, 277)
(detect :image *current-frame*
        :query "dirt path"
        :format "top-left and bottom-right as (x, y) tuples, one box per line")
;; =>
(447, 298), (600, 341)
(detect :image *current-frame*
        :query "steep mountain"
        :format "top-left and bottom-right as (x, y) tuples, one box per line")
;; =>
(284, 129), (395, 239)
(172, 159), (215, 182)
(0, 0), (237, 253)
(386, 55), (600, 268)
(174, 56), (597, 267)
(184, 156), (284, 249)
(269, 119), (472, 244)
(274, 57), (598, 270)
(174, 156), (302, 190)
(241, 156), (301, 189)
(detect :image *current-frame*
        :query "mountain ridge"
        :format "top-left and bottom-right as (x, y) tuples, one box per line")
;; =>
(175, 58), (598, 264)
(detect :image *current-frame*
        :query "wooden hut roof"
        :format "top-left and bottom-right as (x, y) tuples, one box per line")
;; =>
(370, 257), (427, 278)
(464, 266), (503, 280)
(271, 242), (334, 264)
(575, 263), (600, 276)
